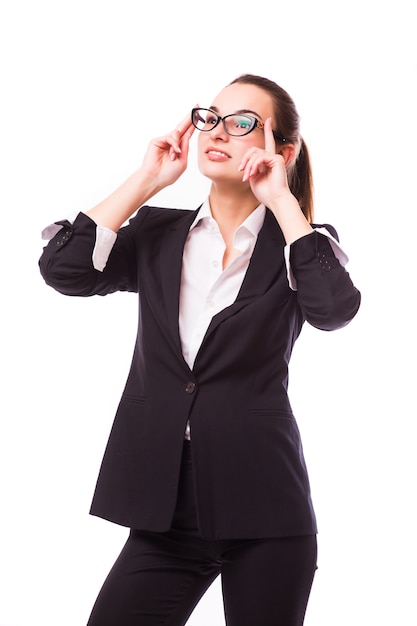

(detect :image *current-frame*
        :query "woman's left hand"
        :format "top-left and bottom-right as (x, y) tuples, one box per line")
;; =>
(238, 117), (293, 206)
(239, 118), (313, 244)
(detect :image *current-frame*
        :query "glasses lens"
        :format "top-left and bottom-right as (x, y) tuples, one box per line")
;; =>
(192, 109), (219, 131)
(224, 114), (256, 136)
(191, 110), (257, 136)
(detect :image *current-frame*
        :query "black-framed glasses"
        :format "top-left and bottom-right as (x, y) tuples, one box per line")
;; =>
(191, 108), (286, 142)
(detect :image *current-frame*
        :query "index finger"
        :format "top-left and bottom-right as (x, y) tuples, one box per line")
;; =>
(175, 109), (197, 136)
(264, 117), (277, 154)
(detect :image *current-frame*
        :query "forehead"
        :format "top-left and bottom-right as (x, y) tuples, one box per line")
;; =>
(210, 83), (274, 119)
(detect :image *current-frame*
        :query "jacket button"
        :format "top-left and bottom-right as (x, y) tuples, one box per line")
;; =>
(185, 382), (196, 394)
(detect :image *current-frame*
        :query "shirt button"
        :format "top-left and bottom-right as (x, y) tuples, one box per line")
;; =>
(185, 382), (196, 394)
(212, 260), (219, 268)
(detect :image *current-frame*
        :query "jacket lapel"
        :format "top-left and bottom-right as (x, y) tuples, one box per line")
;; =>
(203, 209), (287, 338)
(157, 208), (200, 362)
(237, 209), (286, 300)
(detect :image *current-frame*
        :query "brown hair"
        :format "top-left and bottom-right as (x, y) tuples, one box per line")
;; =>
(229, 74), (314, 222)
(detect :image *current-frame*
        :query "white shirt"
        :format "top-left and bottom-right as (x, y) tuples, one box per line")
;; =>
(179, 200), (266, 370)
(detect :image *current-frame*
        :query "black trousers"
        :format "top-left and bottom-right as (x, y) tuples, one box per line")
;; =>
(87, 442), (317, 626)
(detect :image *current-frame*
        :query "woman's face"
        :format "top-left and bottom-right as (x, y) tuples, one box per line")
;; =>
(197, 82), (275, 185)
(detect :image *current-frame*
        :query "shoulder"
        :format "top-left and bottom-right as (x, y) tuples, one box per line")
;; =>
(129, 205), (200, 230)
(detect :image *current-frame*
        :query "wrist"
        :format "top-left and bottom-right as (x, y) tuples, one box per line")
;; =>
(86, 168), (162, 232)
(267, 189), (299, 213)
(268, 191), (313, 245)
(134, 167), (163, 200)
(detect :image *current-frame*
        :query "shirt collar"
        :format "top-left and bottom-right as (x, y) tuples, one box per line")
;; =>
(189, 199), (212, 230)
(190, 199), (266, 238)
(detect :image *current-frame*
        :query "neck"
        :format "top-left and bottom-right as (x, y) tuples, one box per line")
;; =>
(208, 184), (260, 235)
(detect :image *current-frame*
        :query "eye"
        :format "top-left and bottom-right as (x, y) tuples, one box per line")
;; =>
(206, 114), (218, 125)
(234, 116), (252, 130)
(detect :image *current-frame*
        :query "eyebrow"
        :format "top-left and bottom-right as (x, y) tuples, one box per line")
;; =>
(210, 105), (262, 119)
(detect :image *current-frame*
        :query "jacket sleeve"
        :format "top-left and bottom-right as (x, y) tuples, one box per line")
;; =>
(289, 226), (361, 331)
(38, 210), (147, 297)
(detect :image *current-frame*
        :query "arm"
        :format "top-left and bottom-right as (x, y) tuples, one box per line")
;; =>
(39, 115), (196, 295)
(86, 114), (195, 231)
(39, 211), (142, 296)
(289, 229), (361, 330)
(240, 120), (360, 330)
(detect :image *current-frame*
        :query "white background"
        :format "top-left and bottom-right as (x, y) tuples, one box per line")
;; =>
(1, 0), (416, 624)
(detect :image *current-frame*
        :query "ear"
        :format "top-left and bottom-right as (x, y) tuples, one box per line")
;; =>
(277, 143), (297, 167)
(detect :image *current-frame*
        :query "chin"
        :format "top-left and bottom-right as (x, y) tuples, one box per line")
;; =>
(198, 158), (232, 182)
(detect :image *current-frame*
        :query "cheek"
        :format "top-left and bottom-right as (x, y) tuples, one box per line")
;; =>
(238, 131), (265, 151)
(249, 134), (267, 150)
(197, 134), (206, 169)
(197, 132), (210, 156)
(234, 137), (263, 163)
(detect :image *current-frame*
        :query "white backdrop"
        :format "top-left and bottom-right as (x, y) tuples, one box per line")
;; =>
(1, 1), (416, 624)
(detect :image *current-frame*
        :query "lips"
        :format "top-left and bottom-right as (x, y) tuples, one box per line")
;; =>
(206, 147), (231, 160)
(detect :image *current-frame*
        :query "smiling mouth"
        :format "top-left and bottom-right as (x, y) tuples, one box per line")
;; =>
(206, 149), (231, 158)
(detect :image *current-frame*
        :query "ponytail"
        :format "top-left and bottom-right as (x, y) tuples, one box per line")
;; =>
(288, 138), (314, 223)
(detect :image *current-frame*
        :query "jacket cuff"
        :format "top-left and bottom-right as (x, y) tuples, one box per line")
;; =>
(41, 212), (116, 272)
(285, 227), (349, 290)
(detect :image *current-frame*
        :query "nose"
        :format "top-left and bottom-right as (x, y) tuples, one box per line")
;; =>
(210, 119), (229, 140)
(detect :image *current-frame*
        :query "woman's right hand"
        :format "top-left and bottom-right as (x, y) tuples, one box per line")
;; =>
(86, 113), (196, 232)
(141, 113), (196, 190)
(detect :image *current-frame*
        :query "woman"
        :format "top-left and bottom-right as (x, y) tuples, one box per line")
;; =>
(39, 74), (361, 625)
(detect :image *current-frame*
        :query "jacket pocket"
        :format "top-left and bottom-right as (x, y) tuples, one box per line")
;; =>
(248, 408), (294, 420)
(120, 394), (148, 406)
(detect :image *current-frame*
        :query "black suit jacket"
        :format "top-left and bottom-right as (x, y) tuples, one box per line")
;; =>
(39, 206), (360, 540)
